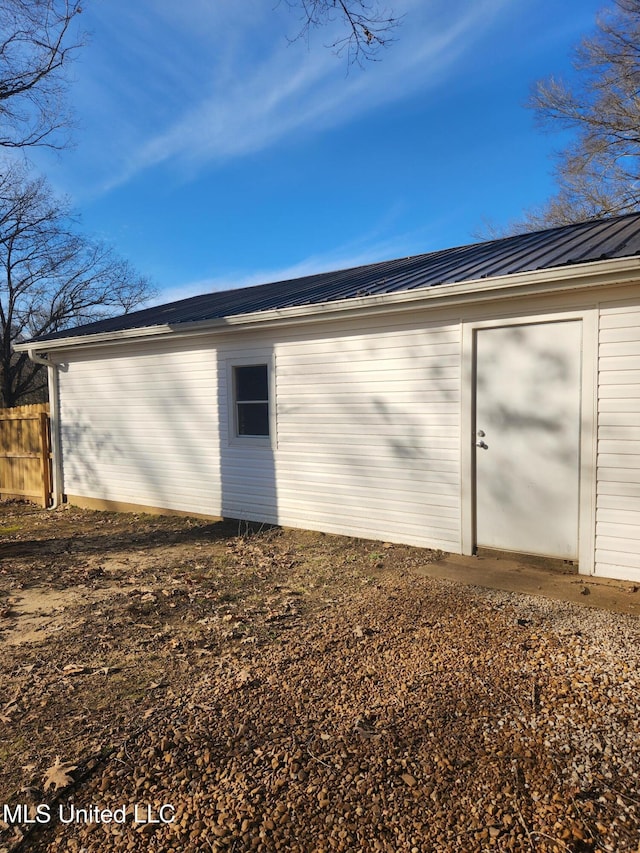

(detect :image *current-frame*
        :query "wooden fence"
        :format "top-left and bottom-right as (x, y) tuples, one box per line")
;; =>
(0, 404), (52, 507)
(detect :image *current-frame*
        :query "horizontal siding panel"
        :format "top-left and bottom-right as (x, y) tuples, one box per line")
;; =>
(275, 327), (460, 354)
(599, 326), (640, 343)
(597, 507), (640, 525)
(599, 355), (640, 371)
(274, 430), (458, 450)
(599, 302), (640, 315)
(597, 523), (640, 542)
(597, 454), (640, 470)
(598, 411), (640, 426)
(598, 440), (640, 455)
(286, 481), (458, 503)
(277, 450), (458, 474)
(598, 370), (640, 385)
(599, 340), (640, 358)
(279, 494), (457, 522)
(277, 414), (461, 434)
(277, 404), (459, 423)
(597, 481), (640, 498)
(595, 548), (640, 570)
(597, 493), (640, 510)
(276, 397), (458, 410)
(597, 466), (640, 483)
(597, 384), (640, 399)
(277, 362), (460, 382)
(598, 426), (640, 440)
(278, 434), (458, 450)
(220, 499), (459, 549)
(593, 562), (640, 582)
(269, 485), (459, 523)
(599, 310), (640, 329)
(277, 345), (460, 366)
(598, 398), (640, 412)
(61, 381), (218, 396)
(278, 493), (458, 524)
(277, 379), (458, 395)
(275, 508), (459, 548)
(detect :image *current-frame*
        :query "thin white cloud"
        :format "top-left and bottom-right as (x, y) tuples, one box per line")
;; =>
(65, 0), (511, 194)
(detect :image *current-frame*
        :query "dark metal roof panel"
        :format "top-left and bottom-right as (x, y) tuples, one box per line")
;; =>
(31, 212), (640, 343)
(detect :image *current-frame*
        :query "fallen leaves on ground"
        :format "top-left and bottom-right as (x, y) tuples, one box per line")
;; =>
(42, 757), (77, 792)
(0, 503), (638, 852)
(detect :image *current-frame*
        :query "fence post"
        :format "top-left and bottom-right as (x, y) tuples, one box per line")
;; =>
(39, 411), (52, 508)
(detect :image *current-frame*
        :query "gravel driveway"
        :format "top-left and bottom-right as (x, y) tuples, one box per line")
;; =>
(1, 506), (639, 852)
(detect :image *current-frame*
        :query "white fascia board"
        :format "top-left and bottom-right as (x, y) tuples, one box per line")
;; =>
(14, 255), (640, 356)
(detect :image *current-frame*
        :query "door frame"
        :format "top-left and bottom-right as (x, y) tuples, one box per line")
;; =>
(460, 308), (599, 575)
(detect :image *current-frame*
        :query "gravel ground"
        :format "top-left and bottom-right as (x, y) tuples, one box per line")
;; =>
(1, 507), (640, 852)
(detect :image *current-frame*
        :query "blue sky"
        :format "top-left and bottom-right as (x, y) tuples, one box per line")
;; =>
(34, 0), (605, 304)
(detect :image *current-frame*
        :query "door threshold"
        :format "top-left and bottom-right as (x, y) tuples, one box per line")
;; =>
(475, 547), (579, 574)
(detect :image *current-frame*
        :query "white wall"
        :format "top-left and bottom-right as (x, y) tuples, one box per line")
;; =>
(218, 319), (461, 549)
(57, 315), (462, 551)
(58, 338), (222, 516)
(54, 288), (640, 582)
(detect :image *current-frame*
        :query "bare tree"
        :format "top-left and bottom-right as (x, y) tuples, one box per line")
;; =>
(514, 0), (640, 231)
(281, 0), (400, 65)
(0, 0), (83, 149)
(0, 162), (155, 407)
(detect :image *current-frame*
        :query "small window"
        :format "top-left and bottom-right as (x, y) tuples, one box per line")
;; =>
(234, 364), (269, 437)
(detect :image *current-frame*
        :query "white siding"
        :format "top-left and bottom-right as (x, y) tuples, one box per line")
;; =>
(596, 304), (640, 581)
(217, 320), (461, 549)
(57, 315), (462, 551)
(52, 284), (640, 582)
(58, 339), (222, 516)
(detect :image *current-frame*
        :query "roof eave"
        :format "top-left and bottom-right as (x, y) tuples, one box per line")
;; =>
(14, 254), (640, 355)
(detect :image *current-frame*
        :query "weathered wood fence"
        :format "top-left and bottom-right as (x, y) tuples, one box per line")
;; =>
(0, 404), (52, 507)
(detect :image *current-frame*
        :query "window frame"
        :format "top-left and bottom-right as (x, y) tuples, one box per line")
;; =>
(226, 355), (276, 447)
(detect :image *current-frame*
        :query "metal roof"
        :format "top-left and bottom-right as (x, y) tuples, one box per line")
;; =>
(31, 212), (640, 343)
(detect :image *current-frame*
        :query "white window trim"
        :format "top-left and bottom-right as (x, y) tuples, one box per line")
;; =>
(226, 354), (276, 448)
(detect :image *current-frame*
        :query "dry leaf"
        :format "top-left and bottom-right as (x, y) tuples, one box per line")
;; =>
(237, 669), (252, 685)
(43, 756), (77, 791)
(62, 664), (86, 676)
(1, 692), (19, 723)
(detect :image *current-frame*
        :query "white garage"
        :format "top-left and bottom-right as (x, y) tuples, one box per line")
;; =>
(15, 213), (640, 583)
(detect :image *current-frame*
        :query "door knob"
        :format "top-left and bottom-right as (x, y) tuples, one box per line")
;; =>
(476, 440), (488, 449)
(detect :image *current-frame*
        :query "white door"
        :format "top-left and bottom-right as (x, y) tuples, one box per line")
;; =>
(474, 321), (582, 559)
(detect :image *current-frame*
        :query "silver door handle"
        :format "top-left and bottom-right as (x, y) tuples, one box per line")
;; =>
(476, 440), (488, 449)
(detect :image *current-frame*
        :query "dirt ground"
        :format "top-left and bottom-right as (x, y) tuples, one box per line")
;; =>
(1, 502), (639, 853)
